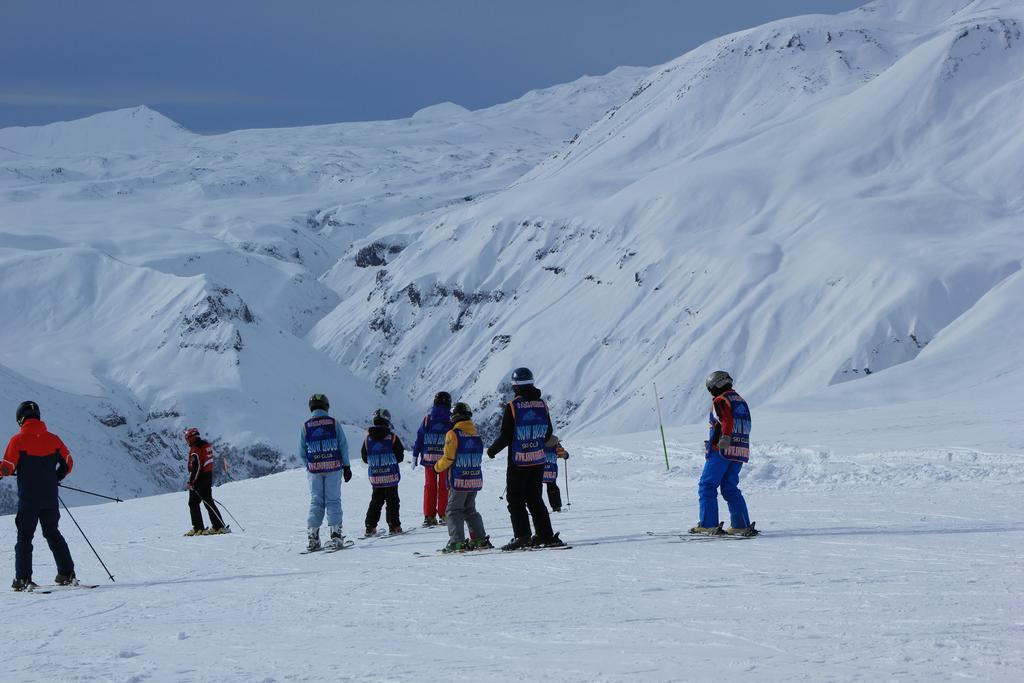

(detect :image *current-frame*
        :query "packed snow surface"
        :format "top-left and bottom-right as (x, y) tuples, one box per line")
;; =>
(2, 428), (1021, 682)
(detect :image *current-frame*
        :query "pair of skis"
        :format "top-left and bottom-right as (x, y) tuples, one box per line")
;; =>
(300, 539), (356, 555)
(414, 544), (573, 558)
(647, 521), (761, 542)
(358, 528), (414, 541)
(15, 581), (99, 594)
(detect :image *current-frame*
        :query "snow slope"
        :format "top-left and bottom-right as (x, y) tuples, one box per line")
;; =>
(0, 70), (645, 511)
(1, 431), (1020, 682)
(310, 0), (1024, 444)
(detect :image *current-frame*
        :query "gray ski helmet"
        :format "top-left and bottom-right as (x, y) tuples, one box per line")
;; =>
(16, 400), (40, 425)
(511, 367), (534, 386)
(705, 370), (734, 394)
(374, 408), (392, 425)
(309, 393), (329, 412)
(433, 391), (452, 407)
(451, 402), (473, 422)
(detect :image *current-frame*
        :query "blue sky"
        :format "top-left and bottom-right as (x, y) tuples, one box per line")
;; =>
(1, 0), (865, 132)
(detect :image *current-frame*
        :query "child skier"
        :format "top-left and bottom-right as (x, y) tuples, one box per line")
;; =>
(690, 371), (758, 536)
(542, 435), (570, 512)
(412, 391), (452, 527)
(433, 402), (492, 552)
(183, 427), (228, 536)
(362, 409), (405, 535)
(0, 401), (77, 590)
(301, 393), (352, 551)
(486, 367), (564, 550)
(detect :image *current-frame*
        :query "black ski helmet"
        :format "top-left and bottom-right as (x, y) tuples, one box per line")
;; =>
(511, 367), (534, 386)
(705, 370), (734, 394)
(433, 391), (452, 407)
(16, 400), (40, 425)
(309, 393), (329, 412)
(451, 402), (473, 422)
(374, 408), (392, 425)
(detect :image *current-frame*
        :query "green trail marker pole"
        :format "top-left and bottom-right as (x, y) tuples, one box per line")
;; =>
(654, 383), (670, 471)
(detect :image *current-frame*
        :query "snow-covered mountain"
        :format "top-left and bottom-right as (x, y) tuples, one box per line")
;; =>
(1, 0), (1021, 512)
(311, 0), (1024, 439)
(0, 68), (646, 511)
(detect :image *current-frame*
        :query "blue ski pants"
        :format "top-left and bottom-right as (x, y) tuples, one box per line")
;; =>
(307, 470), (343, 529)
(698, 452), (751, 529)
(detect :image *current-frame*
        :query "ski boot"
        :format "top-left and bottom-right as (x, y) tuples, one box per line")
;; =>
(11, 577), (35, 592)
(689, 522), (726, 536)
(205, 527), (231, 535)
(306, 527), (321, 552)
(423, 515), (437, 527)
(389, 524), (404, 535)
(328, 525), (345, 550)
(468, 536), (494, 550)
(501, 536), (531, 551)
(364, 526), (378, 537)
(538, 532), (566, 548)
(184, 528), (205, 537)
(726, 522), (759, 537)
(551, 507), (562, 513)
(442, 540), (468, 554)
(438, 515), (446, 524)
(54, 572), (77, 587)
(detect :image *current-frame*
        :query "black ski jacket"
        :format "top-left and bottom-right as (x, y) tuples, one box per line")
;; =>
(486, 385), (553, 460)
(360, 424), (405, 463)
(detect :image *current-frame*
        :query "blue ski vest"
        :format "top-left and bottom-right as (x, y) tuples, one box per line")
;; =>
(365, 434), (401, 488)
(543, 445), (559, 483)
(304, 416), (343, 474)
(419, 414), (451, 467)
(707, 390), (751, 463)
(510, 397), (549, 467)
(448, 429), (484, 492)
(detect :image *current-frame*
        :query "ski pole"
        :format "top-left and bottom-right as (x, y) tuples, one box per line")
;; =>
(58, 483), (123, 503)
(58, 495), (115, 583)
(564, 458), (571, 508)
(499, 486), (507, 501)
(212, 498), (245, 532)
(653, 382), (670, 471)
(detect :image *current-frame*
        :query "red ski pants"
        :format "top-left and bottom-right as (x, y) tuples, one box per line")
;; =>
(423, 466), (449, 517)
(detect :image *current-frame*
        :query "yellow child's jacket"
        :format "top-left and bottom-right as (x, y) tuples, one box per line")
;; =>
(433, 419), (477, 474)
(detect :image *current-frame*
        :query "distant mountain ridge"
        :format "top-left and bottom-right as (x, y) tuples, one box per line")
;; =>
(0, 67), (646, 511)
(0, 105), (190, 154)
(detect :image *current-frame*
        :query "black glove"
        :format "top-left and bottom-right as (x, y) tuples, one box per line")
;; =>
(342, 466), (352, 482)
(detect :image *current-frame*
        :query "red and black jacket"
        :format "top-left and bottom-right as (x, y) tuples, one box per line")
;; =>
(187, 440), (215, 485)
(0, 419), (73, 510)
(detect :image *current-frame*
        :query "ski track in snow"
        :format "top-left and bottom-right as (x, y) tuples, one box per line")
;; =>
(2, 439), (1021, 682)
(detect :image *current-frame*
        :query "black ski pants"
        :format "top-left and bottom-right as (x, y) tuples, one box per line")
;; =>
(546, 481), (562, 511)
(365, 485), (401, 529)
(188, 471), (225, 531)
(15, 506), (74, 580)
(506, 464), (554, 540)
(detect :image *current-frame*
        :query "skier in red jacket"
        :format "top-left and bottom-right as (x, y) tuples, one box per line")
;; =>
(184, 427), (228, 536)
(0, 401), (77, 590)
